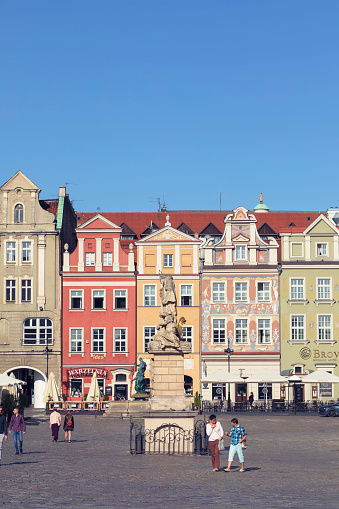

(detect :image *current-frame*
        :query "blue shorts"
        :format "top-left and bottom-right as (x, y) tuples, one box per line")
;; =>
(228, 443), (244, 463)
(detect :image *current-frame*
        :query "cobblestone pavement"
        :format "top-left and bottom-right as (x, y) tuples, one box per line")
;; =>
(0, 411), (338, 508)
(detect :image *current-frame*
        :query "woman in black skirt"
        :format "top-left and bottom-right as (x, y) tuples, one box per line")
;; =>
(63, 411), (74, 443)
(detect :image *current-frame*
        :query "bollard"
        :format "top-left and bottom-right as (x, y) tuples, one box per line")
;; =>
(135, 432), (144, 454)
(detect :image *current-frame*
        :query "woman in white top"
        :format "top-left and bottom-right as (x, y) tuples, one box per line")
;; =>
(206, 414), (224, 472)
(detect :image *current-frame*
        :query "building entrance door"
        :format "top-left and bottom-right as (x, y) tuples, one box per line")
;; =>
(294, 384), (304, 403)
(115, 384), (128, 401)
(236, 383), (247, 402)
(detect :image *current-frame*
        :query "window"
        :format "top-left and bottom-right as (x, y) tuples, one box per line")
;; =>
(14, 204), (24, 223)
(291, 279), (304, 300)
(144, 285), (156, 306)
(184, 375), (193, 396)
(70, 379), (82, 397)
(92, 290), (105, 309)
(235, 282), (247, 302)
(98, 379), (105, 398)
(291, 316), (304, 341)
(318, 315), (331, 341)
(22, 242), (32, 262)
(258, 319), (270, 344)
(70, 290), (83, 309)
(23, 318), (53, 345)
(21, 280), (31, 302)
(92, 329), (104, 352)
(317, 279), (331, 300)
(6, 280), (16, 302)
(182, 326), (193, 343)
(212, 319), (226, 343)
(257, 282), (270, 302)
(114, 290), (127, 309)
(235, 319), (248, 343)
(85, 252), (95, 266)
(6, 242), (16, 262)
(235, 245), (246, 260)
(258, 383), (272, 400)
(163, 254), (173, 268)
(103, 252), (112, 266)
(70, 329), (83, 352)
(316, 243), (327, 257)
(144, 326), (156, 351)
(114, 328), (127, 353)
(319, 383), (332, 398)
(180, 285), (192, 306)
(294, 366), (303, 374)
(212, 282), (225, 303)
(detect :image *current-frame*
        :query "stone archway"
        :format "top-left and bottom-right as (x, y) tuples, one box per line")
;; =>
(5, 366), (47, 409)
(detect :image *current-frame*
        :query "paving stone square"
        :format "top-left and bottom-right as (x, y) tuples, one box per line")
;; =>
(0, 411), (338, 508)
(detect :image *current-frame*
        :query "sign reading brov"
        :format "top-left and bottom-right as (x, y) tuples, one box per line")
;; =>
(68, 368), (108, 378)
(300, 347), (339, 361)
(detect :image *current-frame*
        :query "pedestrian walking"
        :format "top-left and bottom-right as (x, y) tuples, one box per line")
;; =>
(248, 392), (254, 411)
(49, 407), (62, 442)
(63, 410), (74, 443)
(224, 418), (247, 473)
(0, 406), (8, 465)
(8, 407), (26, 455)
(206, 414), (224, 472)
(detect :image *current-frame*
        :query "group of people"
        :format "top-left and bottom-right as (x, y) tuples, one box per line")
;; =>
(206, 415), (247, 472)
(50, 407), (74, 442)
(0, 405), (75, 465)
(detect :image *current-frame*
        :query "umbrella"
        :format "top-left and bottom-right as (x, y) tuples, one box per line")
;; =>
(245, 370), (287, 408)
(4, 372), (18, 397)
(0, 372), (26, 402)
(87, 371), (100, 402)
(301, 371), (339, 384)
(42, 372), (60, 403)
(0, 373), (26, 386)
(245, 370), (287, 383)
(202, 369), (243, 383)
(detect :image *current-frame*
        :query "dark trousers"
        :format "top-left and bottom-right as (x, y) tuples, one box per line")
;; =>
(209, 439), (220, 470)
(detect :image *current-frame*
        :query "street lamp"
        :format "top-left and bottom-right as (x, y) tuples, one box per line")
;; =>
(224, 332), (234, 412)
(44, 346), (52, 378)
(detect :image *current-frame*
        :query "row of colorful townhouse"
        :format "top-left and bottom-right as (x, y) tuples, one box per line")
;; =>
(1, 171), (339, 408)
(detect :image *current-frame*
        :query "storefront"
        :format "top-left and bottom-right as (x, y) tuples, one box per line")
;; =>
(65, 367), (110, 400)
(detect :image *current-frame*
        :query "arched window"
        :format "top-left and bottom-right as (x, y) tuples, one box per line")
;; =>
(23, 318), (53, 345)
(14, 204), (24, 223)
(184, 375), (193, 396)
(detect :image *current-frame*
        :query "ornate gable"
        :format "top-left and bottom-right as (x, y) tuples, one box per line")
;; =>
(78, 214), (122, 230)
(137, 226), (200, 243)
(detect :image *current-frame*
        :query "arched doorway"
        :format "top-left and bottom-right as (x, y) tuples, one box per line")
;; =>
(6, 367), (47, 409)
(111, 369), (131, 401)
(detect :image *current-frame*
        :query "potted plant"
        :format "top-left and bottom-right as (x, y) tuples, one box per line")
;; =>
(193, 391), (201, 412)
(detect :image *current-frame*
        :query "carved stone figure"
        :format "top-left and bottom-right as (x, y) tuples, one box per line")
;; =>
(148, 275), (188, 351)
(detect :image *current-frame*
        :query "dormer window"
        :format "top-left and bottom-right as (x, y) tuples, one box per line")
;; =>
(235, 245), (246, 261)
(14, 204), (24, 223)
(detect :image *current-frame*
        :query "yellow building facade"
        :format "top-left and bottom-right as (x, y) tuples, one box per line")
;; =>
(135, 220), (201, 398)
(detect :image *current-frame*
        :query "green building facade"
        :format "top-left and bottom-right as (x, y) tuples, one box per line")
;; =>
(280, 213), (339, 402)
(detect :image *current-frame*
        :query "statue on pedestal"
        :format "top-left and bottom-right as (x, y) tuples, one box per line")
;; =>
(148, 275), (190, 352)
(132, 357), (147, 394)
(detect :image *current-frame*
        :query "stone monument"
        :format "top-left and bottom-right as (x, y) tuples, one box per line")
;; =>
(147, 274), (192, 411)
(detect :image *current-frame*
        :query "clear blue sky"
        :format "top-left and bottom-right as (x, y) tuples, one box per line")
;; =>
(1, 1), (338, 213)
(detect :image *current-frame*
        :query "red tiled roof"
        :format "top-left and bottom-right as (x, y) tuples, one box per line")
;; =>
(40, 199), (59, 217)
(76, 210), (323, 239)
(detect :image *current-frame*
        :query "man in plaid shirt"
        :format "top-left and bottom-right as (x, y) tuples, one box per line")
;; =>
(224, 418), (247, 472)
(8, 407), (26, 455)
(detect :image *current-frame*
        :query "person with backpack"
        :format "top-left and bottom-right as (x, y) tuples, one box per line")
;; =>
(63, 410), (74, 443)
(8, 407), (26, 455)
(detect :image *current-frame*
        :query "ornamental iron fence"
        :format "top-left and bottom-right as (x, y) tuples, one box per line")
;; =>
(130, 419), (208, 455)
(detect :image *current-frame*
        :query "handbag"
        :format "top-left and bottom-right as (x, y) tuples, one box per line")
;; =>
(241, 427), (247, 449)
(218, 439), (225, 451)
(66, 421), (72, 427)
